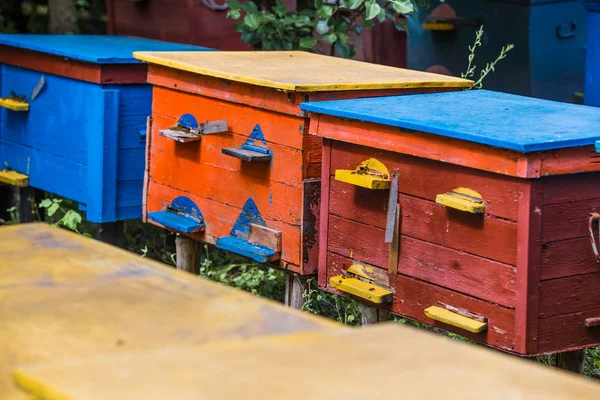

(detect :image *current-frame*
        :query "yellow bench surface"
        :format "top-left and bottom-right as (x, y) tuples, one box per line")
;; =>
(133, 51), (473, 92)
(13, 324), (600, 400)
(0, 223), (336, 400)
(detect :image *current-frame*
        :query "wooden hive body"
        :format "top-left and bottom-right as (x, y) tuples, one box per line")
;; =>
(0, 35), (209, 223)
(303, 90), (600, 355)
(134, 51), (472, 274)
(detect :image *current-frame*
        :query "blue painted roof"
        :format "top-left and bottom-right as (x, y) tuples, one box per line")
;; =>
(301, 90), (600, 153)
(0, 34), (211, 64)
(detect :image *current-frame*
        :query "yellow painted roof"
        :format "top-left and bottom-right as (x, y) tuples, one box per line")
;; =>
(0, 223), (335, 400)
(14, 325), (600, 400)
(133, 51), (473, 92)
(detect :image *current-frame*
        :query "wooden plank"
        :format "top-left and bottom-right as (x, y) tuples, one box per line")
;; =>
(330, 275), (393, 304)
(146, 180), (303, 270)
(133, 50), (471, 92)
(85, 89), (119, 223)
(176, 234), (201, 274)
(317, 116), (599, 179)
(542, 171), (600, 205)
(541, 237), (599, 280)
(0, 170), (28, 186)
(328, 180), (518, 265)
(0, 97), (28, 111)
(222, 147), (272, 162)
(318, 138), (332, 287)
(538, 308), (600, 354)
(540, 145), (600, 177)
(249, 224), (282, 252)
(514, 180), (543, 355)
(326, 252), (516, 351)
(330, 141), (522, 221)
(327, 214), (517, 307)
(150, 113), (305, 188)
(148, 65), (305, 117)
(14, 323), (600, 400)
(539, 273), (600, 318)
(301, 131), (322, 179)
(584, 317), (600, 328)
(152, 86), (306, 150)
(555, 350), (586, 374)
(541, 197), (600, 242)
(0, 223), (335, 399)
(424, 306), (488, 333)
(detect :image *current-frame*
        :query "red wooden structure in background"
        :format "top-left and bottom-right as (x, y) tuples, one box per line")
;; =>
(104, 0), (407, 67)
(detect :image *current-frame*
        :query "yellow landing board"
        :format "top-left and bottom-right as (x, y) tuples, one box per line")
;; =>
(0, 98), (29, 112)
(0, 223), (336, 400)
(13, 324), (600, 400)
(424, 306), (487, 333)
(133, 51), (473, 92)
(0, 170), (28, 187)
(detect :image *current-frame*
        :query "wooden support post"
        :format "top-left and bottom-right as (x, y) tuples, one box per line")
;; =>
(360, 303), (390, 325)
(13, 186), (44, 223)
(175, 234), (201, 274)
(555, 349), (586, 374)
(285, 273), (308, 310)
(96, 221), (125, 248)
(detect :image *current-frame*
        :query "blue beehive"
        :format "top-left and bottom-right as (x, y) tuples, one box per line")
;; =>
(0, 35), (211, 223)
(407, 0), (587, 103)
(584, 0), (600, 106)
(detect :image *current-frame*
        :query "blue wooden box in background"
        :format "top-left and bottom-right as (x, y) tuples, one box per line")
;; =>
(584, 0), (600, 107)
(0, 35), (210, 223)
(407, 0), (587, 103)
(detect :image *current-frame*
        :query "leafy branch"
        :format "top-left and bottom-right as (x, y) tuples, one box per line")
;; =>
(226, 0), (415, 58)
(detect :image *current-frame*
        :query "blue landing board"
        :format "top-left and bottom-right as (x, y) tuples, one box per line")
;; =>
(215, 236), (277, 264)
(0, 34), (211, 64)
(301, 90), (600, 153)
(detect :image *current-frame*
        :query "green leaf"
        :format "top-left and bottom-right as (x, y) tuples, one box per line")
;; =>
(47, 202), (60, 217)
(59, 210), (82, 231)
(348, 0), (363, 9)
(323, 33), (337, 43)
(227, 0), (241, 9)
(391, 0), (414, 14)
(226, 9), (241, 19)
(377, 7), (387, 22)
(299, 37), (318, 49)
(39, 199), (53, 208)
(365, 2), (381, 20)
(244, 14), (262, 30)
(317, 5), (334, 19)
(363, 18), (374, 28)
(316, 20), (330, 34)
(241, 1), (259, 13)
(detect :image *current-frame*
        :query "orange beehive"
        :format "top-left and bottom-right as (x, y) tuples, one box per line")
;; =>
(133, 51), (472, 274)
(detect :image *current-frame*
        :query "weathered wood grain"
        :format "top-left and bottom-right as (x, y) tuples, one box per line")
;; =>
(541, 197), (600, 242)
(301, 179), (320, 275)
(327, 214), (517, 307)
(538, 308), (600, 353)
(541, 237), (599, 280)
(330, 141), (523, 220)
(249, 224), (282, 252)
(326, 252), (516, 351)
(542, 172), (600, 205)
(328, 179), (518, 264)
(539, 273), (600, 318)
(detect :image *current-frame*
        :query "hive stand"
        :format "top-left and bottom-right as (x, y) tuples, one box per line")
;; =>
(303, 89), (600, 374)
(0, 34), (209, 243)
(133, 50), (472, 308)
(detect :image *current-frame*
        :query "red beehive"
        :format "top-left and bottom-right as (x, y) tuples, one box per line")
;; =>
(304, 89), (600, 356)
